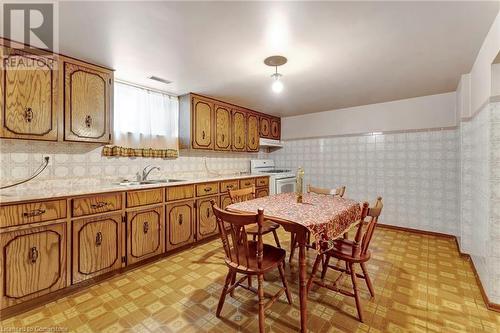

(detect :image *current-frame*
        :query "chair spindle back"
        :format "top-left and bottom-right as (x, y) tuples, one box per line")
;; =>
(308, 185), (346, 198)
(211, 201), (264, 270)
(229, 186), (256, 203)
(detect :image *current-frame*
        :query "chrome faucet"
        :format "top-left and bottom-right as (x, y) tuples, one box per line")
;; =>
(141, 165), (160, 181)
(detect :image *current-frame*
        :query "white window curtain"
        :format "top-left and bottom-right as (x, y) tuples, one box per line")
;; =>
(105, 81), (179, 158)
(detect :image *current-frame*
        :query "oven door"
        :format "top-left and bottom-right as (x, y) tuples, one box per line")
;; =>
(274, 176), (296, 194)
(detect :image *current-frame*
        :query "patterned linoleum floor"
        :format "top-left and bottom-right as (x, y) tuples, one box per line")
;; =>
(1, 228), (499, 333)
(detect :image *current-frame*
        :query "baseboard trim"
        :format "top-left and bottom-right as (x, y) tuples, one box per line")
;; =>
(377, 223), (500, 313)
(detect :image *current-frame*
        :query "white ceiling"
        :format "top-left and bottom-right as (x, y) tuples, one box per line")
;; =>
(56, 1), (499, 116)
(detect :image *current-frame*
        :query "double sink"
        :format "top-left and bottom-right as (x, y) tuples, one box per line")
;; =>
(118, 179), (185, 186)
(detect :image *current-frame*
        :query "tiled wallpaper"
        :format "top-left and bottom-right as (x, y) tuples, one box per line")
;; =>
(459, 101), (500, 304)
(270, 129), (460, 236)
(0, 140), (267, 190)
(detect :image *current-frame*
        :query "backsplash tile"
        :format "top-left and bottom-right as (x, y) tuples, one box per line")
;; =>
(0, 140), (267, 191)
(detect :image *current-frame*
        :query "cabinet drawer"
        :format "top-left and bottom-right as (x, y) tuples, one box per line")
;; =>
(72, 193), (122, 217)
(256, 188), (269, 198)
(166, 185), (194, 201)
(219, 180), (239, 193)
(256, 177), (269, 187)
(127, 189), (163, 208)
(0, 199), (67, 228)
(196, 182), (219, 196)
(239, 178), (256, 189)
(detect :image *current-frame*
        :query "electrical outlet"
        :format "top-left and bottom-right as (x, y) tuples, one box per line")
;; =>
(43, 155), (52, 166)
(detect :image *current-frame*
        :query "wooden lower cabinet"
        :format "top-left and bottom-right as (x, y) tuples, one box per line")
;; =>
(127, 206), (164, 265)
(256, 188), (269, 198)
(0, 222), (66, 308)
(220, 194), (232, 210)
(72, 214), (122, 283)
(166, 200), (194, 251)
(196, 196), (219, 240)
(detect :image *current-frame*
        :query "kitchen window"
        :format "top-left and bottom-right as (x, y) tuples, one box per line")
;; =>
(103, 81), (179, 158)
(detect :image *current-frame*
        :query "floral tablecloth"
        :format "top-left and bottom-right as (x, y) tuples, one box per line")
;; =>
(226, 192), (361, 248)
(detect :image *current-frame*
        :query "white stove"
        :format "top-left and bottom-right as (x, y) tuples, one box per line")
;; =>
(250, 159), (296, 195)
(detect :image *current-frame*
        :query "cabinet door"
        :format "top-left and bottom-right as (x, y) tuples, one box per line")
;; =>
(214, 104), (231, 151)
(192, 97), (213, 149)
(0, 47), (58, 140)
(166, 200), (194, 251)
(64, 60), (112, 143)
(259, 116), (270, 138)
(0, 222), (66, 308)
(127, 207), (164, 265)
(270, 118), (280, 139)
(256, 188), (269, 198)
(196, 196), (219, 240)
(247, 113), (259, 151)
(72, 214), (122, 283)
(220, 194), (232, 210)
(231, 109), (246, 151)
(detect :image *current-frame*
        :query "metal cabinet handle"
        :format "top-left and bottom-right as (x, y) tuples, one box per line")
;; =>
(202, 130), (205, 139)
(238, 137), (241, 144)
(91, 202), (109, 209)
(85, 115), (92, 128)
(206, 208), (210, 218)
(95, 232), (103, 246)
(29, 246), (38, 263)
(252, 138), (255, 145)
(204, 187), (211, 192)
(24, 107), (33, 122)
(179, 214), (183, 225)
(23, 209), (46, 218)
(221, 134), (225, 142)
(227, 185), (233, 189)
(143, 221), (149, 234)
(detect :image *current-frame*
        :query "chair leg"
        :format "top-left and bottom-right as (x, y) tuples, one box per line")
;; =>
(321, 253), (331, 279)
(349, 263), (363, 322)
(278, 262), (292, 304)
(257, 273), (266, 332)
(360, 262), (375, 298)
(216, 270), (233, 317)
(272, 229), (281, 248)
(248, 275), (252, 288)
(253, 234), (257, 242)
(306, 232), (311, 251)
(307, 254), (323, 293)
(229, 271), (237, 297)
(289, 233), (297, 263)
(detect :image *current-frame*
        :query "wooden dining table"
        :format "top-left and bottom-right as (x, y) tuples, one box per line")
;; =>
(226, 192), (362, 332)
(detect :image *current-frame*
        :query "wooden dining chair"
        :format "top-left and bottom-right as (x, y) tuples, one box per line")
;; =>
(211, 201), (292, 332)
(289, 185), (346, 263)
(229, 186), (282, 248)
(306, 197), (383, 322)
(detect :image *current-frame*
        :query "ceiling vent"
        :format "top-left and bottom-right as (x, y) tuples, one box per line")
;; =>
(148, 76), (172, 84)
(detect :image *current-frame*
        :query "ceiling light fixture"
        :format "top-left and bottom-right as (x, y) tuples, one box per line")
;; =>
(264, 55), (287, 94)
(148, 76), (172, 84)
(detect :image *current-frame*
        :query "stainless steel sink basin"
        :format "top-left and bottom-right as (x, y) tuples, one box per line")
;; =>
(118, 179), (185, 186)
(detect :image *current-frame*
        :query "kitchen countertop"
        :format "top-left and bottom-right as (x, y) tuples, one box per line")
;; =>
(0, 173), (271, 204)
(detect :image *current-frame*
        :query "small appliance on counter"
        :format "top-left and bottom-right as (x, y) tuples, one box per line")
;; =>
(250, 159), (296, 195)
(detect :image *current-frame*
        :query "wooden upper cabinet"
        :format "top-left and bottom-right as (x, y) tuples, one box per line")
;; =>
(72, 214), (122, 283)
(127, 207), (164, 265)
(0, 222), (66, 308)
(259, 116), (270, 138)
(270, 117), (281, 139)
(64, 59), (112, 143)
(247, 113), (259, 151)
(0, 47), (58, 140)
(166, 200), (194, 251)
(192, 97), (213, 149)
(232, 109), (246, 151)
(214, 104), (231, 151)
